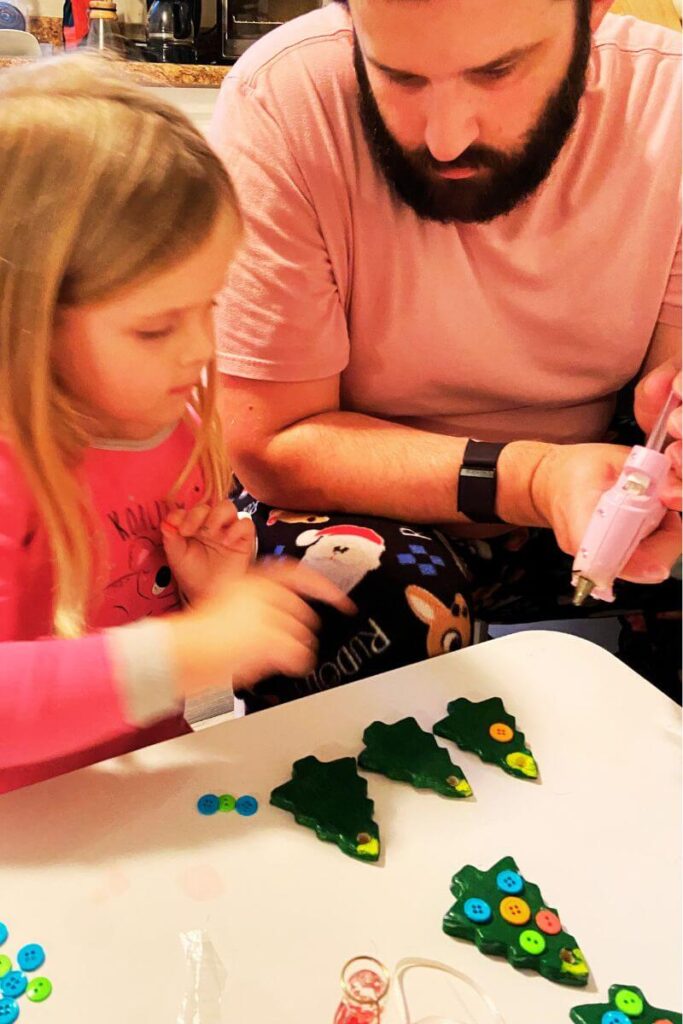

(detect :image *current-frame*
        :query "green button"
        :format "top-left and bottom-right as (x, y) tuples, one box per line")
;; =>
(0, 958), (10, 980)
(614, 989), (644, 1017)
(26, 977), (52, 1003)
(519, 929), (546, 955)
(218, 794), (236, 813)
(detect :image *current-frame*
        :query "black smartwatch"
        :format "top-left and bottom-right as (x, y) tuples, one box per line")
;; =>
(457, 439), (507, 524)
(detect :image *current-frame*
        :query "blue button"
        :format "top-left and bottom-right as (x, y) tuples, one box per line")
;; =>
(196, 794), (220, 816)
(463, 898), (492, 924)
(496, 869), (524, 894)
(235, 795), (258, 817)
(601, 1014), (630, 1024)
(0, 999), (19, 1023)
(17, 945), (45, 972)
(0, 925), (6, 947)
(0, 974), (26, 998)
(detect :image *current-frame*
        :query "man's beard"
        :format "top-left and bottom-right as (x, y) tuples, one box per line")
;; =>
(354, 8), (591, 224)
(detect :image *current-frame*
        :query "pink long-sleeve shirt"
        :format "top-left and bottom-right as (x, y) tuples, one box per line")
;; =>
(0, 420), (206, 793)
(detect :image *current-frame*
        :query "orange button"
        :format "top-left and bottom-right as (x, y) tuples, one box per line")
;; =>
(535, 908), (562, 935)
(499, 896), (531, 926)
(489, 722), (514, 743)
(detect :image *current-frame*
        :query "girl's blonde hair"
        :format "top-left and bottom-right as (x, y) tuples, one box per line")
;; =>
(0, 54), (240, 637)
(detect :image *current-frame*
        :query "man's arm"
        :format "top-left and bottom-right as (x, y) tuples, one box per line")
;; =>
(220, 372), (681, 580)
(223, 373), (559, 528)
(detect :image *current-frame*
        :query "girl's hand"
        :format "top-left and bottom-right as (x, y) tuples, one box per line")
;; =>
(169, 558), (357, 695)
(162, 500), (255, 604)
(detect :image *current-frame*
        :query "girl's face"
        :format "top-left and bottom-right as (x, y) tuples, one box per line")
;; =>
(54, 212), (238, 441)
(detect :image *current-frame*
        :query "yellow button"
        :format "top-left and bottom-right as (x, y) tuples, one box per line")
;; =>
(499, 896), (531, 926)
(489, 722), (514, 743)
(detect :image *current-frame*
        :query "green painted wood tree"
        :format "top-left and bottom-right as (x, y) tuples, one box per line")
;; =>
(571, 984), (681, 1024)
(443, 855), (589, 986)
(359, 717), (472, 797)
(270, 756), (380, 862)
(434, 696), (539, 780)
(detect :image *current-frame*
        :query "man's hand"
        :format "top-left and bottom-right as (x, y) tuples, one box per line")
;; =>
(162, 500), (256, 604)
(634, 362), (682, 511)
(532, 442), (681, 586)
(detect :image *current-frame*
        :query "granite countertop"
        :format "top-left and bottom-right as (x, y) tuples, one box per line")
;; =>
(0, 16), (229, 87)
(0, 55), (229, 86)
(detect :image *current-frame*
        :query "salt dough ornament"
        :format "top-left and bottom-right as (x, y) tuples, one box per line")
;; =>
(570, 984), (682, 1024)
(443, 855), (590, 986)
(358, 717), (472, 798)
(433, 696), (539, 780)
(270, 756), (380, 862)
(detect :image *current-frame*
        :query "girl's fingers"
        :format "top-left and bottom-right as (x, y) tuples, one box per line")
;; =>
(203, 501), (239, 536)
(177, 504), (212, 537)
(220, 517), (255, 548)
(258, 558), (357, 615)
(161, 522), (189, 561)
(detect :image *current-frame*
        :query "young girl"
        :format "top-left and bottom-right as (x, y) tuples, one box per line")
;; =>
(0, 55), (352, 793)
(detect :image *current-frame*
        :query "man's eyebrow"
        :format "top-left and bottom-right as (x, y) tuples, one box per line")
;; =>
(365, 43), (540, 80)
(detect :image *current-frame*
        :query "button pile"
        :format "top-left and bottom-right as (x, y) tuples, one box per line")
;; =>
(0, 923), (52, 1022)
(196, 793), (259, 817)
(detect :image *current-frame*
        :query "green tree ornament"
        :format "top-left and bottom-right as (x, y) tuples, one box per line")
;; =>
(443, 855), (589, 986)
(270, 756), (380, 862)
(359, 717), (472, 797)
(433, 697), (539, 780)
(571, 983), (681, 1024)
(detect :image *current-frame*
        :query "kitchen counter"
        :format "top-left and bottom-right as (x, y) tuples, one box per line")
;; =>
(0, 54), (229, 87)
(0, 16), (230, 87)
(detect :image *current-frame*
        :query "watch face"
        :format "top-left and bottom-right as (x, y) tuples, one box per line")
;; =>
(458, 441), (506, 524)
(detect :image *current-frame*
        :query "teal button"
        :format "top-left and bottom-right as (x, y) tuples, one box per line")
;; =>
(463, 898), (492, 924)
(0, 998), (19, 1023)
(496, 869), (524, 894)
(18, 944), (45, 972)
(197, 794), (219, 816)
(0, 973), (26, 998)
(236, 795), (258, 817)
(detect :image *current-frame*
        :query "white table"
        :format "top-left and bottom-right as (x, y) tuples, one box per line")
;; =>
(0, 632), (680, 1024)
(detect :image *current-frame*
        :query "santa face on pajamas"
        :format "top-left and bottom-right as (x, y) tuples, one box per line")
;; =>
(295, 525), (386, 595)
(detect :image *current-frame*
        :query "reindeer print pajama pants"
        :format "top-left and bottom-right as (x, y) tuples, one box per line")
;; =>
(233, 492), (487, 712)
(233, 493), (682, 710)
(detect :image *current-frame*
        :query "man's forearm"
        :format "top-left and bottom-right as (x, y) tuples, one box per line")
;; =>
(235, 409), (552, 528)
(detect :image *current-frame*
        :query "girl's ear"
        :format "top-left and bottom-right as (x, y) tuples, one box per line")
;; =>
(590, 0), (615, 33)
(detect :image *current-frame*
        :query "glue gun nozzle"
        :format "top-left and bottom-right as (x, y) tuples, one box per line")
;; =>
(573, 577), (595, 606)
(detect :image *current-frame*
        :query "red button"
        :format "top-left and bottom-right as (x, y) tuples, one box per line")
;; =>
(535, 908), (562, 935)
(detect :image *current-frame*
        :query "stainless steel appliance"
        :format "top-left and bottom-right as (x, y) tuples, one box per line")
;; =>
(192, 0), (323, 63)
(220, 0), (323, 60)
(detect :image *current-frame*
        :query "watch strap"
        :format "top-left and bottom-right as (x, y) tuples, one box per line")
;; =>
(457, 439), (506, 524)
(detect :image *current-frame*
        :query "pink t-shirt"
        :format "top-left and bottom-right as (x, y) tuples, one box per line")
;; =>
(0, 420), (204, 791)
(211, 7), (681, 444)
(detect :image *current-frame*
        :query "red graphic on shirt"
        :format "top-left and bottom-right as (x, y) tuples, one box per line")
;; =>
(103, 501), (181, 623)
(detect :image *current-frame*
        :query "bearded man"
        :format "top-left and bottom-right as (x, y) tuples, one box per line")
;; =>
(209, 0), (681, 708)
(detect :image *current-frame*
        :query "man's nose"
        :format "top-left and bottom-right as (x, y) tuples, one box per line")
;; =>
(424, 82), (480, 164)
